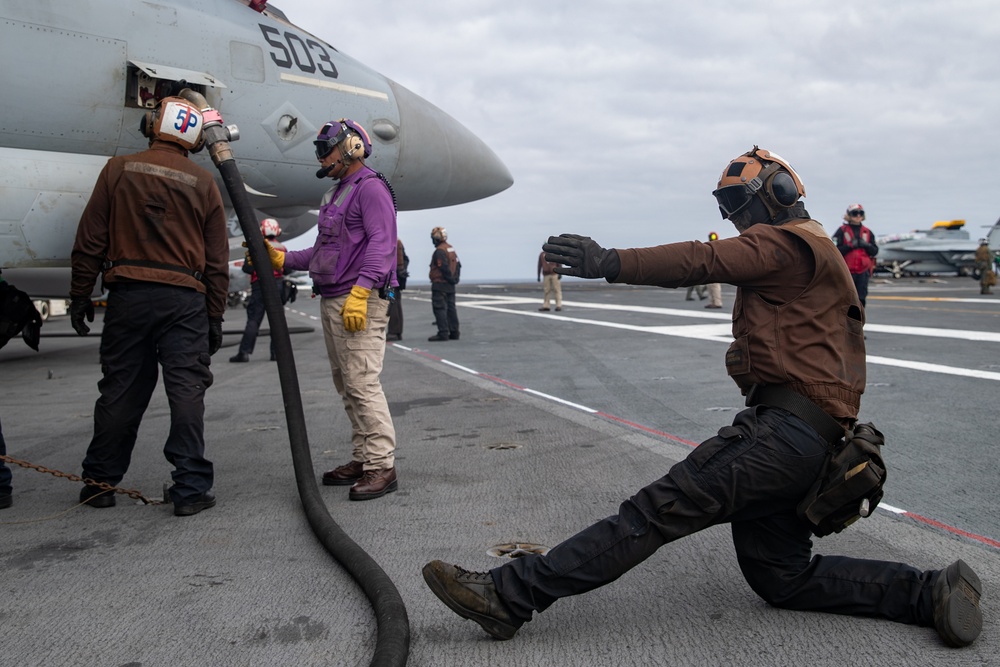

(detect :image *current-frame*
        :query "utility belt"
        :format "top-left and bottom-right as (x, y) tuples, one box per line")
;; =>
(103, 258), (204, 283)
(746, 383), (887, 538)
(745, 383), (843, 444)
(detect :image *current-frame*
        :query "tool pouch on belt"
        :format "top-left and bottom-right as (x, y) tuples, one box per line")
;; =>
(796, 422), (887, 537)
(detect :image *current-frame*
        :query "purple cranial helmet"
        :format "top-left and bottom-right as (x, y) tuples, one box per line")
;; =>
(314, 118), (372, 161)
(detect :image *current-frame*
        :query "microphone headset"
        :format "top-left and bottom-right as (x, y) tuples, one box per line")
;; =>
(315, 154), (346, 179)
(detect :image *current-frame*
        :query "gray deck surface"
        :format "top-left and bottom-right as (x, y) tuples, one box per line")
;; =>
(2, 276), (997, 666)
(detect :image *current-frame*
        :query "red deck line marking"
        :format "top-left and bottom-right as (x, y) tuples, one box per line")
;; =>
(596, 412), (701, 447)
(477, 373), (526, 390)
(902, 512), (1000, 550)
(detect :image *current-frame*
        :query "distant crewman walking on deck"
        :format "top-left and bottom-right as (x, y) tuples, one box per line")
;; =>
(428, 227), (461, 341)
(833, 203), (878, 306)
(422, 146), (982, 649)
(975, 239), (995, 295)
(230, 218), (289, 362)
(69, 97), (229, 516)
(537, 250), (562, 312)
(704, 231), (724, 309)
(260, 118), (400, 500)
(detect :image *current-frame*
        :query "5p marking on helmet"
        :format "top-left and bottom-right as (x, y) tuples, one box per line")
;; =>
(140, 97), (205, 152)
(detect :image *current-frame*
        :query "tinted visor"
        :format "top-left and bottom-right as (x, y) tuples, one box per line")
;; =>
(314, 121), (349, 160)
(314, 139), (337, 160)
(712, 184), (753, 219)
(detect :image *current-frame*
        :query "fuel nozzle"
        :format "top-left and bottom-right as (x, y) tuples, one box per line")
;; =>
(177, 88), (239, 166)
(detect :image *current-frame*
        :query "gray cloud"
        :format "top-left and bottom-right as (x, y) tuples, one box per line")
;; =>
(276, 0), (1000, 280)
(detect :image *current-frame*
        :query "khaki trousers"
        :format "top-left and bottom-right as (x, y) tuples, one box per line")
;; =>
(707, 283), (723, 307)
(320, 292), (396, 470)
(542, 274), (562, 309)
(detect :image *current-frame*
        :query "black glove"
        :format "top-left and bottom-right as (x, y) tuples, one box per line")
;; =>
(69, 296), (95, 336)
(21, 304), (42, 351)
(0, 283), (43, 351)
(862, 242), (877, 256)
(542, 234), (621, 280)
(208, 317), (223, 355)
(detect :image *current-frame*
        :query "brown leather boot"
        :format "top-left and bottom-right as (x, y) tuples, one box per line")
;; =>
(321, 460), (365, 486)
(348, 467), (397, 500)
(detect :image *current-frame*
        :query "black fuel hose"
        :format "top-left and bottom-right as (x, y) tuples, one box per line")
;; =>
(186, 90), (410, 667)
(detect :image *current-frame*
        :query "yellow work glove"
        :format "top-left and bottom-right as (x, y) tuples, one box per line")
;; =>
(240, 240), (285, 270)
(341, 285), (371, 332)
(263, 239), (285, 270)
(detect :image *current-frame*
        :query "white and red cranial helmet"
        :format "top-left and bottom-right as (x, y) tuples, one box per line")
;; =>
(260, 218), (282, 238)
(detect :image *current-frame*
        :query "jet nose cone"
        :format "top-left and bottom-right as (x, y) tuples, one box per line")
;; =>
(385, 80), (512, 210)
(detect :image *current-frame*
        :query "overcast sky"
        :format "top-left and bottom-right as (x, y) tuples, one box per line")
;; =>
(273, 0), (1000, 282)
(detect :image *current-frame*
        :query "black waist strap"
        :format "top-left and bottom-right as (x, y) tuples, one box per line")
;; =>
(103, 259), (203, 283)
(746, 384), (844, 445)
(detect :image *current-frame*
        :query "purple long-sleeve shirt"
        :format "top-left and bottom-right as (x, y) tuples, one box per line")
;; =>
(283, 166), (397, 297)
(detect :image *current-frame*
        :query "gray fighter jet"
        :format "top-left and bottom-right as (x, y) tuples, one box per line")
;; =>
(876, 218), (1000, 278)
(0, 0), (513, 295)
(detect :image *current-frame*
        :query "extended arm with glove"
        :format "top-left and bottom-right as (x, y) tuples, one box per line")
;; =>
(543, 234), (621, 281)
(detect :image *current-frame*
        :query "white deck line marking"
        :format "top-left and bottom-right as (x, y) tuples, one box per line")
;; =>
(522, 388), (598, 413)
(440, 359), (479, 375)
(418, 295), (1000, 381)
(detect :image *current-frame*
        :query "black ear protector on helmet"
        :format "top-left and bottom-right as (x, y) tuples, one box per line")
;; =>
(754, 162), (800, 210)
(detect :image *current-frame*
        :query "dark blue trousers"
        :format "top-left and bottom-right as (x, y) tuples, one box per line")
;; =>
(431, 285), (459, 337)
(82, 283), (214, 504)
(494, 406), (936, 628)
(852, 271), (871, 307)
(238, 278), (288, 357)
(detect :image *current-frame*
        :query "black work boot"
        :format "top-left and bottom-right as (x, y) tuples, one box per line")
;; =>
(421, 560), (523, 640)
(174, 489), (216, 517)
(932, 559), (983, 647)
(79, 484), (116, 508)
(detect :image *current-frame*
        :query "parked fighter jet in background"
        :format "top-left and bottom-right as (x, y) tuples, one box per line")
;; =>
(0, 0), (513, 296)
(875, 218), (1000, 278)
